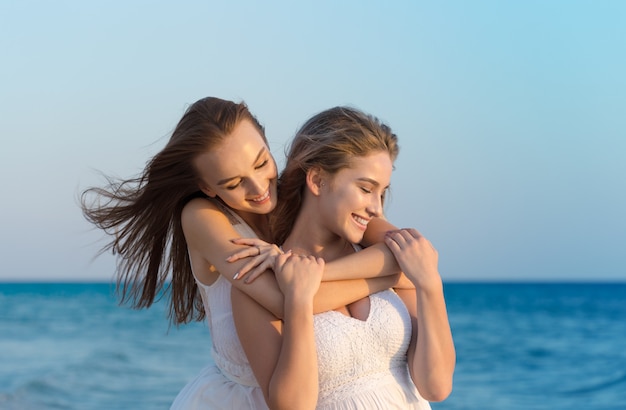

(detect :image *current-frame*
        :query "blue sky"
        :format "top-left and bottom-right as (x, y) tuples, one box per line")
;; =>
(1, 1), (624, 282)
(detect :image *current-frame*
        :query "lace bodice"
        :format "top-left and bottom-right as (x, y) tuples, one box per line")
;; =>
(314, 290), (430, 409)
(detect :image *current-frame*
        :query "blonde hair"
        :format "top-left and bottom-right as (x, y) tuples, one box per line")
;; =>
(271, 106), (398, 245)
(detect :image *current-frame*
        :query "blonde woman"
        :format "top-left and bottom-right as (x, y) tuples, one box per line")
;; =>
(233, 106), (455, 409)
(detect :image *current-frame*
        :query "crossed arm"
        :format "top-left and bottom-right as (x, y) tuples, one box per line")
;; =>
(181, 197), (403, 318)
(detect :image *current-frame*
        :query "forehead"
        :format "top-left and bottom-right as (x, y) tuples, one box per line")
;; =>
(335, 151), (393, 185)
(194, 120), (269, 182)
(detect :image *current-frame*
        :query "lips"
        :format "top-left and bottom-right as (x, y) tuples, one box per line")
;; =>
(352, 214), (370, 229)
(250, 189), (270, 204)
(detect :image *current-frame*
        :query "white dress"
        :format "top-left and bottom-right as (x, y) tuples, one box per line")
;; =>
(170, 207), (268, 409)
(314, 289), (432, 409)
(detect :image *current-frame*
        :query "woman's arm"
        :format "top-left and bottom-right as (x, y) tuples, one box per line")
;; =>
(232, 254), (323, 409)
(323, 242), (400, 281)
(182, 198), (399, 317)
(385, 229), (456, 402)
(230, 216), (403, 282)
(360, 216), (397, 246)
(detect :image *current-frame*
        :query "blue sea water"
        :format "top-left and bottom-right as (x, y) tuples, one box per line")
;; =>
(1, 282), (624, 410)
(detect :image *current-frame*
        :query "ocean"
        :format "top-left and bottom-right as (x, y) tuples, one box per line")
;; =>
(1, 282), (624, 409)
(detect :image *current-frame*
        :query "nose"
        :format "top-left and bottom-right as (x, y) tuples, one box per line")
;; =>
(367, 194), (383, 218)
(248, 175), (266, 196)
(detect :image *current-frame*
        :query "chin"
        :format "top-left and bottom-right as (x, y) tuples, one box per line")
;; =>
(347, 231), (365, 245)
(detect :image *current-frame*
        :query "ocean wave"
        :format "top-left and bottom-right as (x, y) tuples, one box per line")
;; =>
(562, 371), (626, 395)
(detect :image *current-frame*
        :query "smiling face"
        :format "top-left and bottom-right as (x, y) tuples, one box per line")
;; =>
(318, 150), (393, 244)
(193, 119), (278, 216)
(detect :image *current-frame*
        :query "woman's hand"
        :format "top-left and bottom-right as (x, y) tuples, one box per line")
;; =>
(384, 229), (441, 292)
(274, 252), (325, 302)
(227, 238), (284, 283)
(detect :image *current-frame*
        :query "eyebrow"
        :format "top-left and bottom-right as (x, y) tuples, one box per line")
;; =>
(216, 147), (267, 186)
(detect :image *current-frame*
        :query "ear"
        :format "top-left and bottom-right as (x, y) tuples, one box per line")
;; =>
(199, 183), (217, 198)
(306, 167), (325, 196)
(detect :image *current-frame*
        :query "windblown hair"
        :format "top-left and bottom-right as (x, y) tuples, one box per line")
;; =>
(271, 106), (399, 245)
(80, 97), (265, 325)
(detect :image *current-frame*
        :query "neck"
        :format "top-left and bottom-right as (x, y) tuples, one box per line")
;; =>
(283, 202), (352, 262)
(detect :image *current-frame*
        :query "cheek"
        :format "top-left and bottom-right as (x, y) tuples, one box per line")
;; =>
(323, 191), (351, 219)
(335, 188), (359, 209)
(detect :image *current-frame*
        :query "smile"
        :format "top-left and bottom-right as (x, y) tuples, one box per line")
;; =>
(352, 214), (370, 229)
(250, 189), (270, 203)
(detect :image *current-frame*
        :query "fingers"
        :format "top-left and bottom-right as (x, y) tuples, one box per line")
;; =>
(385, 228), (432, 246)
(240, 257), (277, 284)
(385, 229), (437, 260)
(274, 249), (293, 269)
(228, 243), (283, 262)
(226, 238), (274, 262)
(226, 247), (260, 262)
(384, 229), (411, 250)
(384, 233), (401, 250)
(230, 237), (271, 247)
(277, 253), (324, 270)
(230, 243), (284, 281)
(389, 228), (421, 241)
(235, 255), (263, 281)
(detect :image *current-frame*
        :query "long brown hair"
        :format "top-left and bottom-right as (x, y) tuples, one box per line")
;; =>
(80, 97), (264, 325)
(271, 106), (399, 245)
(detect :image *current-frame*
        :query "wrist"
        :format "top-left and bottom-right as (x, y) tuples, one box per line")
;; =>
(285, 293), (315, 312)
(412, 273), (443, 296)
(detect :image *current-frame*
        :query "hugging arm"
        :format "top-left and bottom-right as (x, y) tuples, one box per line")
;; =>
(182, 198), (400, 318)
(230, 216), (404, 282)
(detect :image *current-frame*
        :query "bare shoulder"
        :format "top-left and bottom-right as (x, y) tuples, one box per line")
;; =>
(181, 197), (242, 251)
(182, 197), (225, 226)
(181, 198), (236, 241)
(182, 196), (220, 214)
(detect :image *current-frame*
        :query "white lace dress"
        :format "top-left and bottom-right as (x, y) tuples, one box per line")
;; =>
(170, 204), (430, 409)
(170, 208), (268, 409)
(314, 289), (431, 409)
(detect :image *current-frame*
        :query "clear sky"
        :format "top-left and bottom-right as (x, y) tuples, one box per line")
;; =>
(1, 1), (624, 282)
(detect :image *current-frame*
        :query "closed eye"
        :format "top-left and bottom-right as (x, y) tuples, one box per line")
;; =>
(360, 187), (372, 194)
(226, 181), (242, 190)
(255, 159), (269, 169)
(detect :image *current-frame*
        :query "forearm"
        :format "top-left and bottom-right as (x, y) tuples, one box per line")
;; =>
(361, 216), (397, 246)
(269, 298), (318, 410)
(313, 274), (399, 313)
(238, 271), (399, 317)
(228, 271), (285, 318)
(232, 288), (317, 409)
(407, 281), (456, 402)
(323, 242), (400, 281)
